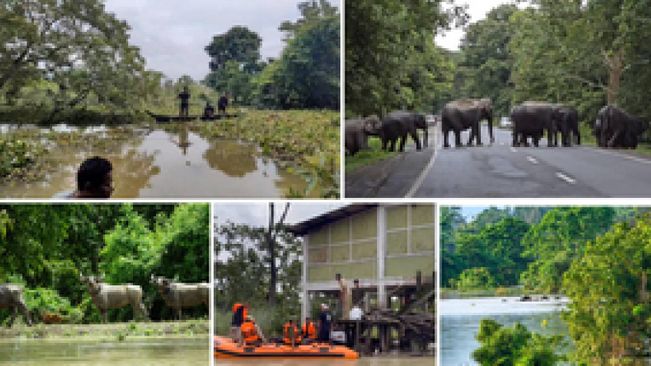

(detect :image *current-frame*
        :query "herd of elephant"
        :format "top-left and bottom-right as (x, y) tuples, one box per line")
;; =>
(0, 275), (209, 327)
(345, 99), (648, 155)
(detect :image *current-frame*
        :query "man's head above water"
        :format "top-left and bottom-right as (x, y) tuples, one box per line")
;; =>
(75, 156), (113, 198)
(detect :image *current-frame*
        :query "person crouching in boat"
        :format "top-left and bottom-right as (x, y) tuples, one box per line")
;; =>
(301, 317), (317, 344)
(283, 319), (301, 347)
(231, 303), (248, 344)
(241, 316), (265, 346)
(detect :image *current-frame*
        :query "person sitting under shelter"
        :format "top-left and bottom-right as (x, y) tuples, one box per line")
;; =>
(71, 156), (113, 198)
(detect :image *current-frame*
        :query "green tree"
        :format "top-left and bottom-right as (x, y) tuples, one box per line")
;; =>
(456, 4), (518, 116)
(563, 213), (651, 364)
(345, 0), (463, 116)
(254, 1), (339, 109)
(440, 206), (466, 287)
(521, 207), (615, 293)
(473, 319), (564, 366)
(457, 267), (495, 291)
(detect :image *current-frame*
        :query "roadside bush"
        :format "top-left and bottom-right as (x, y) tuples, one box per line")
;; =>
(23, 288), (83, 324)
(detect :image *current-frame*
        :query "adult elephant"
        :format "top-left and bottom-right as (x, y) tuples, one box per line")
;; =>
(378, 111), (428, 152)
(441, 98), (493, 148)
(345, 115), (381, 155)
(553, 106), (580, 146)
(595, 105), (648, 148)
(511, 101), (561, 147)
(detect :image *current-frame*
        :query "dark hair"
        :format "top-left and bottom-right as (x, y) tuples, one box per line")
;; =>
(77, 156), (112, 191)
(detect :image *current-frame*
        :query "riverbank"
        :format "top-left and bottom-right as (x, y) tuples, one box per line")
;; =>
(0, 109), (339, 198)
(0, 320), (208, 341)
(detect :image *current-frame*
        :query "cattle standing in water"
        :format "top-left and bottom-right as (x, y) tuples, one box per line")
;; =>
(0, 284), (32, 326)
(150, 275), (209, 320)
(80, 275), (147, 323)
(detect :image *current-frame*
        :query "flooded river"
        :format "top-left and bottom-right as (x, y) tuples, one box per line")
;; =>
(440, 297), (567, 366)
(0, 124), (310, 198)
(0, 337), (208, 366)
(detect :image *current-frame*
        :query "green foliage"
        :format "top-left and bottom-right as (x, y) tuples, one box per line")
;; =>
(255, 13), (339, 109)
(472, 319), (564, 366)
(214, 215), (302, 331)
(197, 109), (339, 198)
(521, 207), (615, 293)
(1, 0), (157, 122)
(345, 0), (463, 116)
(0, 204), (207, 324)
(562, 213), (651, 364)
(455, 4), (518, 117)
(0, 137), (45, 179)
(456, 267), (495, 291)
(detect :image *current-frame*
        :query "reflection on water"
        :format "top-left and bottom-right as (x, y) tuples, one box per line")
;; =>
(0, 337), (208, 366)
(0, 124), (309, 198)
(441, 297), (567, 366)
(215, 357), (435, 366)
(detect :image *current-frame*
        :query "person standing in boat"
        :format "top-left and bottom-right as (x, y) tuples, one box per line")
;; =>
(318, 303), (332, 343)
(231, 303), (248, 344)
(178, 86), (190, 117)
(218, 92), (228, 115)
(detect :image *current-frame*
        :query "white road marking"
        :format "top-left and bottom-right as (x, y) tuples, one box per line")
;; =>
(526, 156), (539, 165)
(556, 172), (576, 184)
(584, 146), (651, 165)
(406, 146), (439, 198)
(510, 147), (517, 153)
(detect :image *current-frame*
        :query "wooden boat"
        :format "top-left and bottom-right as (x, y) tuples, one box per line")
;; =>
(146, 111), (238, 123)
(214, 336), (359, 359)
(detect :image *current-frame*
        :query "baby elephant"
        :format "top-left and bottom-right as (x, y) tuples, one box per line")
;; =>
(0, 284), (32, 327)
(150, 275), (209, 320)
(345, 115), (382, 155)
(380, 111), (429, 152)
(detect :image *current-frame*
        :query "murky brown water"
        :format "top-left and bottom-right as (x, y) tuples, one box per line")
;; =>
(0, 124), (309, 198)
(0, 337), (208, 366)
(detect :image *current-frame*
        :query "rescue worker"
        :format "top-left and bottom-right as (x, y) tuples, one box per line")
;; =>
(178, 86), (190, 117)
(240, 315), (264, 346)
(231, 303), (248, 343)
(301, 317), (317, 344)
(318, 303), (332, 342)
(283, 319), (301, 347)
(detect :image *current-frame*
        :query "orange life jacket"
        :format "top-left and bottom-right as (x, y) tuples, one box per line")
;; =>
(231, 303), (248, 326)
(283, 322), (301, 344)
(240, 320), (259, 343)
(302, 321), (317, 339)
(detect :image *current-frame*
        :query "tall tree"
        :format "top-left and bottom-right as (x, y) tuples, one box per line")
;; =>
(266, 203), (290, 306)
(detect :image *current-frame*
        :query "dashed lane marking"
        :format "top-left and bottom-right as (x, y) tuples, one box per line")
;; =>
(556, 172), (576, 184)
(526, 156), (539, 165)
(510, 147), (517, 153)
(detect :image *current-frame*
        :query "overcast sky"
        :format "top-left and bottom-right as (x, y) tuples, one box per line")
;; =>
(103, 0), (338, 81)
(214, 202), (347, 227)
(435, 0), (515, 50)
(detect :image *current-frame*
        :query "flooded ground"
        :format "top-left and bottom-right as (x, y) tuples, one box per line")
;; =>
(0, 124), (310, 198)
(441, 297), (567, 366)
(215, 357), (435, 366)
(0, 337), (208, 366)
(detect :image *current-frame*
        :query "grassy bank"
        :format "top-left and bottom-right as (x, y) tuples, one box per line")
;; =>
(345, 138), (397, 174)
(441, 287), (529, 299)
(0, 320), (208, 341)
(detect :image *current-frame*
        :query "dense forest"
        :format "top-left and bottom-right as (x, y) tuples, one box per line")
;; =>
(0, 0), (339, 124)
(444, 207), (651, 363)
(0, 203), (209, 324)
(346, 0), (651, 137)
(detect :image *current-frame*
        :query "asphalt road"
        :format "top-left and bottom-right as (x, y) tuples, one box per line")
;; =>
(410, 125), (651, 197)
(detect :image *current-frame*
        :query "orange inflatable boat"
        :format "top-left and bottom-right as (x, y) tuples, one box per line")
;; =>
(214, 336), (359, 359)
